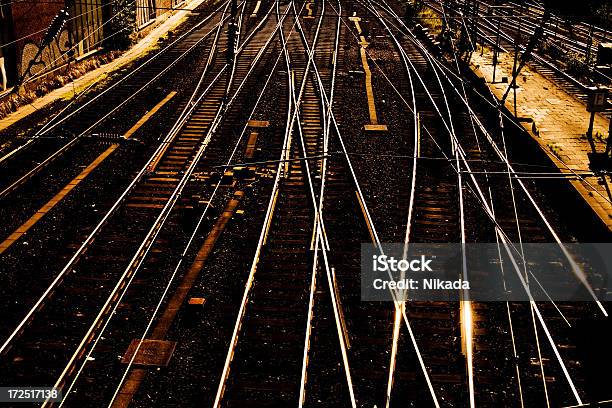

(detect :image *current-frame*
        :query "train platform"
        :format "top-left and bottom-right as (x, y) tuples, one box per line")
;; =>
(470, 50), (612, 232)
(0, 0), (208, 133)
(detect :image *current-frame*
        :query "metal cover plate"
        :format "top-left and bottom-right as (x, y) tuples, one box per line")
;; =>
(121, 339), (177, 367)
(247, 120), (270, 128)
(364, 124), (388, 132)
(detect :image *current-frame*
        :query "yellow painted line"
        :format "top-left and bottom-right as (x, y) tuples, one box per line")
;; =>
(360, 46), (379, 125)
(0, 92), (177, 255)
(245, 132), (258, 159)
(112, 191), (245, 408)
(304, 1), (315, 19)
(251, 0), (261, 16)
(351, 16), (387, 131)
(0, 147), (116, 254)
(349, 16), (363, 33)
(124, 92), (177, 139)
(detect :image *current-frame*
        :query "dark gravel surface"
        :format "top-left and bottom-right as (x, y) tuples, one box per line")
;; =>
(1, 0), (611, 406)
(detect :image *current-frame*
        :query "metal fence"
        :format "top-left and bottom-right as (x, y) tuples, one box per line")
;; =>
(136, 0), (157, 28)
(69, 0), (104, 56)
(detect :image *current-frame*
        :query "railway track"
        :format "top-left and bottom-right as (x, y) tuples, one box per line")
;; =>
(312, 1), (609, 406)
(60, 10), (297, 407)
(328, 2), (467, 405)
(0, 0), (232, 198)
(156, 0), (610, 402)
(0, 0), (239, 337)
(423, 0), (608, 103)
(0, 0), (609, 407)
(212, 2), (349, 406)
(375, 4), (609, 406)
(472, 3), (594, 101)
(0, 1), (237, 262)
(0, 2), (286, 403)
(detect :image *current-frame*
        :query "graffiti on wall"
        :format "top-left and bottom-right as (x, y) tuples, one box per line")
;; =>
(19, 28), (71, 79)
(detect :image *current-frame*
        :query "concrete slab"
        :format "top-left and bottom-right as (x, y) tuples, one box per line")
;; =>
(121, 339), (177, 366)
(247, 120), (270, 128)
(364, 124), (388, 132)
(471, 51), (612, 231)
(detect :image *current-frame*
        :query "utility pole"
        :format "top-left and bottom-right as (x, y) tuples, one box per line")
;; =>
(585, 23), (594, 69)
(606, 118), (612, 158)
(473, 0), (480, 54)
(489, 5), (511, 83)
(604, 5), (610, 43)
(226, 0), (238, 65)
(502, 8), (549, 111)
(492, 19), (500, 82)
(586, 87), (607, 154)
(461, 0), (475, 63)
(510, 3), (523, 116)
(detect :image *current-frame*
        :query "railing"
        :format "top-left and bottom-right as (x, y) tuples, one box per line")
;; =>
(136, 0), (157, 29)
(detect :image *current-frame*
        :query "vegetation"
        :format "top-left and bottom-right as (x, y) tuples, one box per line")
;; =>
(105, 0), (137, 50)
(564, 52), (590, 78)
(402, 1), (442, 32)
(419, 8), (443, 34)
(0, 52), (120, 121)
(543, 0), (611, 29)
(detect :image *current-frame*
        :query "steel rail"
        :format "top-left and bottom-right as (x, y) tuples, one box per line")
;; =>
(379, 0), (598, 320)
(323, 2), (448, 406)
(352, 4), (591, 406)
(289, 2), (357, 406)
(440, 0), (592, 91)
(57, 4), (284, 408)
(371, 0), (606, 316)
(0, 0), (269, 367)
(383, 5), (421, 407)
(0, 2), (232, 199)
(361, 2), (475, 405)
(374, 6), (592, 404)
(45, 3), (291, 403)
(0, 1), (233, 355)
(435, 1), (530, 404)
(44, 4), (288, 404)
(94, 11), (293, 408)
(208, 3), (310, 405)
(0, 0), (228, 171)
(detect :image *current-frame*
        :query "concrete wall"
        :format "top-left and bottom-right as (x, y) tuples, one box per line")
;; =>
(9, 1), (69, 78)
(1, 0), (185, 86)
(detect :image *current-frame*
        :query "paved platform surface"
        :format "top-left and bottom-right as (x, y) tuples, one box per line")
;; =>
(0, 0), (208, 133)
(471, 50), (612, 232)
